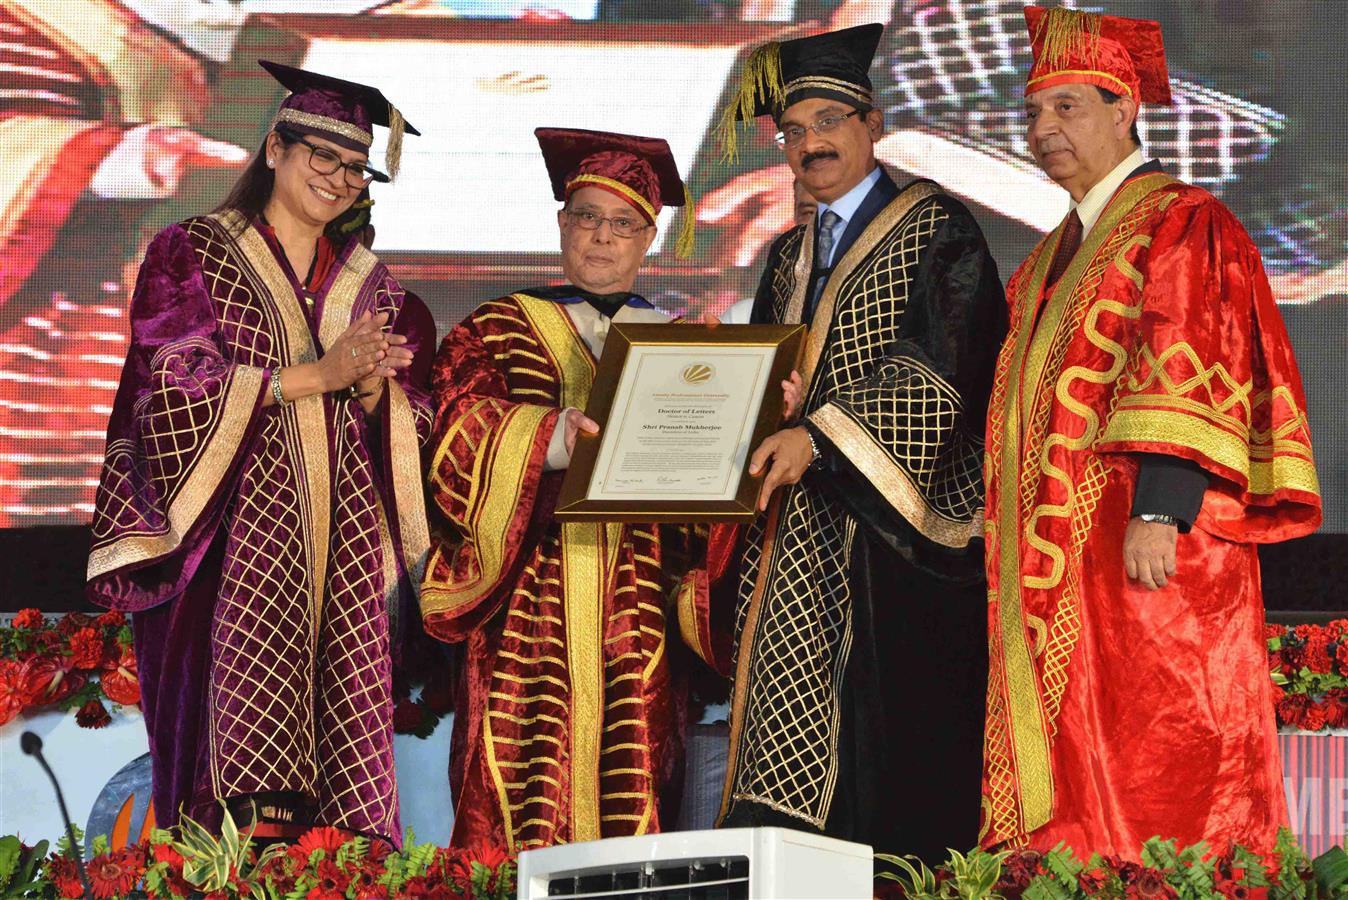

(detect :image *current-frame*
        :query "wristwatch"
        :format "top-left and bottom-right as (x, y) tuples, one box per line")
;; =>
(1137, 513), (1179, 527)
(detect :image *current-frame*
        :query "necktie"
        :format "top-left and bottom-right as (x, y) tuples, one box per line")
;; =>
(1045, 209), (1083, 288)
(816, 209), (843, 269)
(808, 209), (844, 316)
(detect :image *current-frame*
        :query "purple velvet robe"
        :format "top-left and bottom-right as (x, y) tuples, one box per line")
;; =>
(86, 211), (435, 843)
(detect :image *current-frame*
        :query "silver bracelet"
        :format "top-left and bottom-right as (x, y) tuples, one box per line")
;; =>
(270, 366), (286, 405)
(803, 424), (821, 463)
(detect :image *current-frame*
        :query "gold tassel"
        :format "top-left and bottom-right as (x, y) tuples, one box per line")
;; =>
(386, 103), (405, 180)
(713, 40), (784, 163)
(675, 183), (696, 259)
(1035, 5), (1102, 71)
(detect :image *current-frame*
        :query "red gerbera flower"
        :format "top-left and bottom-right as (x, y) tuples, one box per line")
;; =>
(76, 699), (112, 729)
(11, 607), (44, 630)
(290, 825), (349, 864)
(87, 848), (140, 899)
(70, 627), (105, 670)
(308, 859), (351, 898)
(45, 854), (85, 898)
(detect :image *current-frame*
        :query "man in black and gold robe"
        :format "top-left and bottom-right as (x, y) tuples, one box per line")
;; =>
(714, 24), (1007, 861)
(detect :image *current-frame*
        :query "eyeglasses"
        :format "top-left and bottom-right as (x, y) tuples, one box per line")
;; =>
(564, 209), (651, 239)
(775, 110), (863, 148)
(290, 134), (379, 188)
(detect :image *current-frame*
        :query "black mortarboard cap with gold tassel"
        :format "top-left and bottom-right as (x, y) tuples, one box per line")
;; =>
(715, 23), (884, 161)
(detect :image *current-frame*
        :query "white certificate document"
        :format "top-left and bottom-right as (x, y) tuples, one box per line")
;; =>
(586, 344), (778, 502)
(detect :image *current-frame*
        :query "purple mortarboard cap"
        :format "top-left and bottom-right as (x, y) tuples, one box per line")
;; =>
(259, 59), (420, 180)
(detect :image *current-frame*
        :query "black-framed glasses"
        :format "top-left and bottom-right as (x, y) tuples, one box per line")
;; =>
(564, 208), (651, 239)
(285, 131), (384, 187)
(775, 110), (863, 148)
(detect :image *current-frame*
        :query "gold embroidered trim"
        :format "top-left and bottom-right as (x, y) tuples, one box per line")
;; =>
(810, 402), (983, 548)
(275, 108), (373, 148)
(234, 216), (334, 624)
(1102, 407), (1320, 496)
(560, 521), (624, 843)
(86, 365), (265, 578)
(988, 173), (1175, 838)
(1027, 69), (1133, 98)
(419, 403), (552, 615)
(567, 174), (657, 224)
(388, 381), (431, 571)
(797, 182), (941, 391)
(516, 294), (596, 409)
(783, 76), (873, 106)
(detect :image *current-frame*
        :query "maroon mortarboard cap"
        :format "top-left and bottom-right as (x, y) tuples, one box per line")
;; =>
(535, 127), (696, 258)
(259, 59), (420, 180)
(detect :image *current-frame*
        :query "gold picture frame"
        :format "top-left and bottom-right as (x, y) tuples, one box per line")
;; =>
(556, 323), (806, 522)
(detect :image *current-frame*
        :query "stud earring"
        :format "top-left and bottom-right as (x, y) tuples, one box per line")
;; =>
(267, 159), (274, 167)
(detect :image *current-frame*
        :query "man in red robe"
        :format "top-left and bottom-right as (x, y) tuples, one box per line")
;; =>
(982, 7), (1322, 857)
(420, 128), (731, 854)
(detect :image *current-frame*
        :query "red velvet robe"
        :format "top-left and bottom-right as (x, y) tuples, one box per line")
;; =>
(982, 171), (1321, 856)
(421, 293), (732, 854)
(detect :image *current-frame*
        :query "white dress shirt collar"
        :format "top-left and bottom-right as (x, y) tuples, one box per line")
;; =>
(816, 165), (883, 265)
(1070, 148), (1145, 238)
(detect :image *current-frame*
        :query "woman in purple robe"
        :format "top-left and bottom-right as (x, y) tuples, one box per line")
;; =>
(85, 61), (435, 844)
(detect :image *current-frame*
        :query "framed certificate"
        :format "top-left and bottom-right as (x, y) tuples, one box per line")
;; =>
(556, 323), (805, 522)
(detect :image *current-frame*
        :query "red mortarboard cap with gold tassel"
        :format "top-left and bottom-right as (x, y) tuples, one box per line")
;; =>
(1024, 6), (1171, 105)
(259, 59), (420, 182)
(714, 23), (884, 162)
(535, 127), (697, 259)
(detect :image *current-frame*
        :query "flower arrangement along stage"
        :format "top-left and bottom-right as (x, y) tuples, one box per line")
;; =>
(1, 822), (1345, 899)
(877, 829), (1348, 899)
(0, 813), (516, 900)
(1267, 621), (1348, 732)
(0, 610), (456, 739)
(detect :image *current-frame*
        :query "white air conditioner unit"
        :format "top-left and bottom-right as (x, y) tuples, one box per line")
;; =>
(515, 826), (873, 900)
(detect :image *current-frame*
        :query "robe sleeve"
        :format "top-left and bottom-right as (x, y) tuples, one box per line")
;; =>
(419, 315), (560, 642)
(665, 523), (739, 678)
(806, 198), (1007, 574)
(1094, 192), (1322, 543)
(86, 224), (270, 609)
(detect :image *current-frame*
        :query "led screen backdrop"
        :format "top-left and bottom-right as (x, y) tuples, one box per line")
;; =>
(2, 0), (1345, 535)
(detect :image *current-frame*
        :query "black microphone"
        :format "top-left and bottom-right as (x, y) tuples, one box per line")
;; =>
(21, 732), (91, 899)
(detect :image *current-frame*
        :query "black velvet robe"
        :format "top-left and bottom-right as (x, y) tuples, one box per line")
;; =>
(719, 172), (1007, 863)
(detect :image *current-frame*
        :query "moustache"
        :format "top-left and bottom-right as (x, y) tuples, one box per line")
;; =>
(801, 151), (839, 168)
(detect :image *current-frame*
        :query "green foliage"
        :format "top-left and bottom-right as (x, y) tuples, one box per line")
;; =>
(876, 848), (1010, 900)
(1313, 846), (1348, 899)
(0, 836), (49, 899)
(1140, 836), (1217, 899)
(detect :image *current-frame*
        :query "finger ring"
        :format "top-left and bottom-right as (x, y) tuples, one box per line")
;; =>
(351, 347), (358, 358)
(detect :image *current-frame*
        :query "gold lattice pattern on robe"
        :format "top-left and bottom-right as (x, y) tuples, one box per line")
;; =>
(730, 485), (856, 826)
(767, 228), (806, 323)
(314, 404), (398, 834)
(211, 412), (319, 799)
(810, 201), (984, 520)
